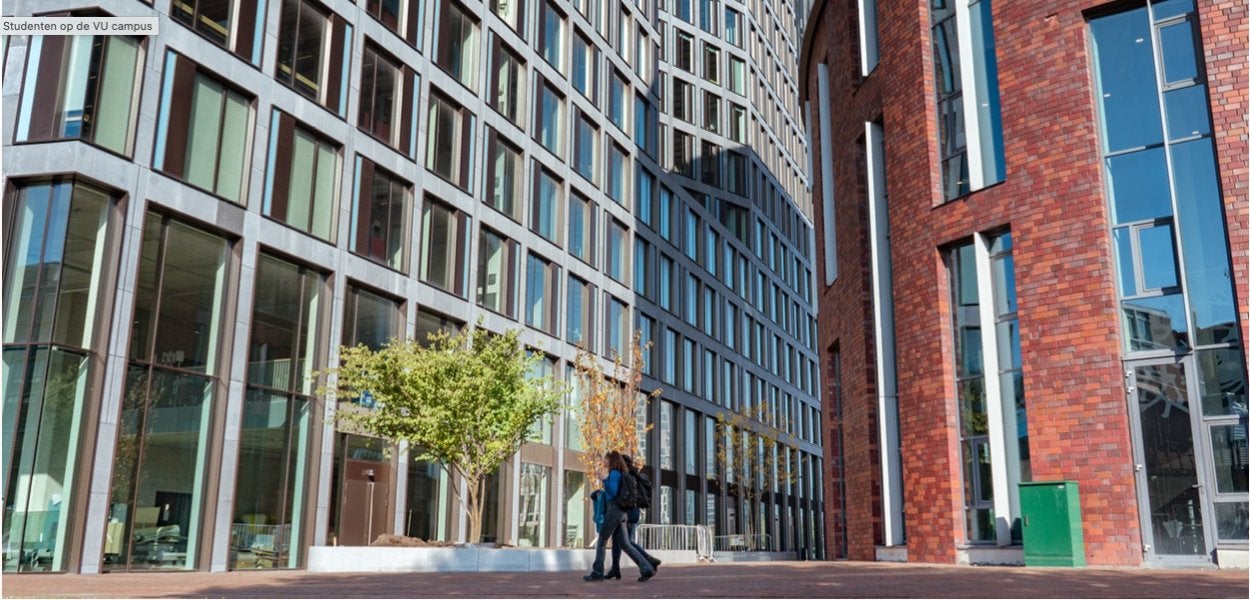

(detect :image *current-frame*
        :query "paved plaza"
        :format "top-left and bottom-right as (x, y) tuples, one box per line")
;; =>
(2, 561), (1247, 599)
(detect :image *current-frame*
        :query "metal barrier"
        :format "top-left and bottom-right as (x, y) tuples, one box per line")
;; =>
(635, 524), (714, 561)
(713, 533), (772, 552)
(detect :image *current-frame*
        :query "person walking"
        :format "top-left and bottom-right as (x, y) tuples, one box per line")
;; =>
(584, 451), (657, 582)
(607, 455), (661, 579)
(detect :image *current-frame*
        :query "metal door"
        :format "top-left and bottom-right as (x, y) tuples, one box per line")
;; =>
(1126, 357), (1215, 564)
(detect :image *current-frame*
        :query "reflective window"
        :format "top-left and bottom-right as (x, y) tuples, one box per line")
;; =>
(419, 197), (467, 296)
(539, 1), (566, 73)
(490, 39), (525, 125)
(491, 0), (525, 36)
(606, 143), (627, 204)
(563, 470), (588, 547)
(342, 284), (402, 350)
(15, 34), (143, 155)
(568, 193), (595, 265)
(567, 276), (595, 347)
(109, 213), (231, 571)
(359, 42), (413, 150)
(606, 296), (628, 359)
(425, 90), (473, 189)
(536, 82), (564, 156)
(476, 227), (517, 318)
(532, 167), (563, 243)
(574, 114), (598, 184)
(572, 30), (596, 100)
(264, 111), (340, 241)
(526, 253), (560, 334)
(517, 464), (550, 547)
(947, 242), (993, 542)
(277, 0), (350, 113)
(352, 157), (411, 270)
(486, 130), (524, 221)
(435, 1), (479, 90)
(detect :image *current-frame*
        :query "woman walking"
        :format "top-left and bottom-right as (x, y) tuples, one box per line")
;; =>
(584, 451), (657, 582)
(607, 455), (661, 579)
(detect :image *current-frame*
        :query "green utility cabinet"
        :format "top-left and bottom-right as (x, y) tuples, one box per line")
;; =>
(1019, 481), (1086, 567)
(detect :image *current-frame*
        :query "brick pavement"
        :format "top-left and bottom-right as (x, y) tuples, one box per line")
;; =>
(2, 561), (1247, 599)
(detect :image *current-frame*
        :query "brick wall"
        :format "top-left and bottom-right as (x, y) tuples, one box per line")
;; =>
(801, 0), (1248, 566)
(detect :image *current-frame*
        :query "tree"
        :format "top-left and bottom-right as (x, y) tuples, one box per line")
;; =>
(325, 325), (565, 544)
(573, 330), (658, 487)
(714, 403), (799, 549)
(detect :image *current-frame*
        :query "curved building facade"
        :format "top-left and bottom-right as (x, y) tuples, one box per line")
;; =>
(1, 0), (820, 573)
(800, 0), (1247, 566)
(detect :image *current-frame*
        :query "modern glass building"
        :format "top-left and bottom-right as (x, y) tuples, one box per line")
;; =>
(800, 0), (1247, 567)
(1, 0), (821, 572)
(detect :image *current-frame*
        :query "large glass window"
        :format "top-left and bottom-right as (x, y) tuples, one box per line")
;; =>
(4, 180), (116, 573)
(490, 39), (525, 125)
(606, 144), (627, 205)
(359, 42), (415, 151)
(572, 31), (596, 100)
(517, 464), (550, 547)
(485, 130), (523, 221)
(231, 254), (324, 569)
(574, 114), (599, 184)
(539, 1), (566, 73)
(419, 196), (467, 296)
(425, 90), (474, 190)
(366, 0), (420, 44)
(108, 213), (232, 571)
(567, 276), (595, 347)
(154, 53), (252, 204)
(568, 193), (595, 265)
(15, 34), (143, 155)
(536, 81), (564, 156)
(264, 111), (340, 241)
(277, 0), (350, 113)
(532, 167), (563, 243)
(526, 253), (561, 335)
(342, 284), (403, 351)
(608, 71), (627, 130)
(563, 470), (588, 547)
(351, 157), (411, 270)
(606, 218), (628, 283)
(476, 227), (518, 318)
(436, 1), (480, 90)
(173, 5), (269, 61)
(947, 242), (993, 543)
(491, 0), (525, 35)
(606, 296), (628, 359)
(405, 455), (444, 542)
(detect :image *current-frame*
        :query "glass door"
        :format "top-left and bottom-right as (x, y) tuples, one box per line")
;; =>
(1127, 358), (1214, 563)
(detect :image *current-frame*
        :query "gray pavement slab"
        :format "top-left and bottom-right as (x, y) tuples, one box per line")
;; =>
(2, 561), (1247, 599)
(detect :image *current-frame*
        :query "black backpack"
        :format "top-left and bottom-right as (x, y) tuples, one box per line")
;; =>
(633, 467), (653, 510)
(615, 469), (641, 510)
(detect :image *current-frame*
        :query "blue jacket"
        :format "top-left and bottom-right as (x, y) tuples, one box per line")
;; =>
(601, 469), (623, 501)
(591, 490), (606, 526)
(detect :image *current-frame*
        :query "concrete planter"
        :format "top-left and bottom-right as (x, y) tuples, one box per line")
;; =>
(307, 546), (699, 573)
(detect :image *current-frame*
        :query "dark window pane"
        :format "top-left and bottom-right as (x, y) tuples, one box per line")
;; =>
(1164, 84), (1211, 140)
(1158, 20), (1198, 85)
(1196, 348), (1247, 417)
(1122, 293), (1188, 351)
(1171, 138), (1237, 346)
(1138, 224), (1179, 290)
(1106, 148), (1172, 224)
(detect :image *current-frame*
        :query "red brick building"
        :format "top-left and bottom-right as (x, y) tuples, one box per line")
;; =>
(799, 0), (1247, 567)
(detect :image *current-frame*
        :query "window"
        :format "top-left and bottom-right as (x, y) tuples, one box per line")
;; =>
(517, 464), (550, 547)
(343, 283), (403, 350)
(154, 53), (253, 203)
(637, 168), (654, 226)
(277, 0), (351, 114)
(672, 79), (693, 122)
(606, 143), (628, 204)
(703, 92), (721, 134)
(109, 212), (232, 572)
(673, 130), (693, 176)
(366, 0), (422, 45)
(661, 401), (675, 468)
(571, 30), (597, 100)
(947, 242), (992, 542)
(15, 33), (144, 155)
(701, 141), (721, 187)
(682, 338), (696, 392)
(699, 0), (718, 34)
(425, 89), (474, 189)
(617, 5), (632, 62)
(635, 95), (655, 156)
(608, 71), (628, 130)
(491, 0), (525, 35)
(725, 8), (741, 47)
(536, 80), (564, 156)
(675, 0), (691, 23)
(675, 31), (694, 71)
(486, 129), (524, 221)
(532, 166), (563, 243)
(414, 308), (464, 345)
(702, 44), (720, 83)
(263, 111), (340, 241)
(659, 254), (674, 311)
(635, 238), (651, 296)
(526, 253), (561, 334)
(638, 314), (654, 374)
(726, 151), (746, 195)
(174, 0), (265, 62)
(728, 57), (745, 95)
(574, 113), (599, 184)
(359, 42), (416, 152)
(729, 103), (747, 143)
(569, 193), (595, 264)
(436, 1), (479, 90)
(606, 296), (629, 359)
(352, 156), (412, 270)
(539, 1), (566, 73)
(4, 180), (117, 572)
(607, 218), (628, 282)
(490, 38), (526, 125)
(233, 253), (325, 569)
(857, 0), (879, 74)
(420, 196), (468, 295)
(929, 0), (1004, 201)
(567, 275), (595, 347)
(477, 227), (518, 317)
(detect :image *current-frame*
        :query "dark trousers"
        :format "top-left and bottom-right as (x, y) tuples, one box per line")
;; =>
(590, 506), (654, 577)
(610, 520), (657, 573)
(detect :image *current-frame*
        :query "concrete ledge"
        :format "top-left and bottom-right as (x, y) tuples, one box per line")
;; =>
(307, 546), (700, 573)
(956, 546), (1024, 566)
(876, 546), (908, 562)
(1216, 548), (1248, 570)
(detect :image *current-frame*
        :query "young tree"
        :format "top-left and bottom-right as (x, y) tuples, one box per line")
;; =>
(325, 326), (565, 544)
(714, 404), (800, 549)
(573, 330), (658, 486)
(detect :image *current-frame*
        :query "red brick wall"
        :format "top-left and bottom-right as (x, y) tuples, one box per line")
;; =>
(802, 0), (1247, 566)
